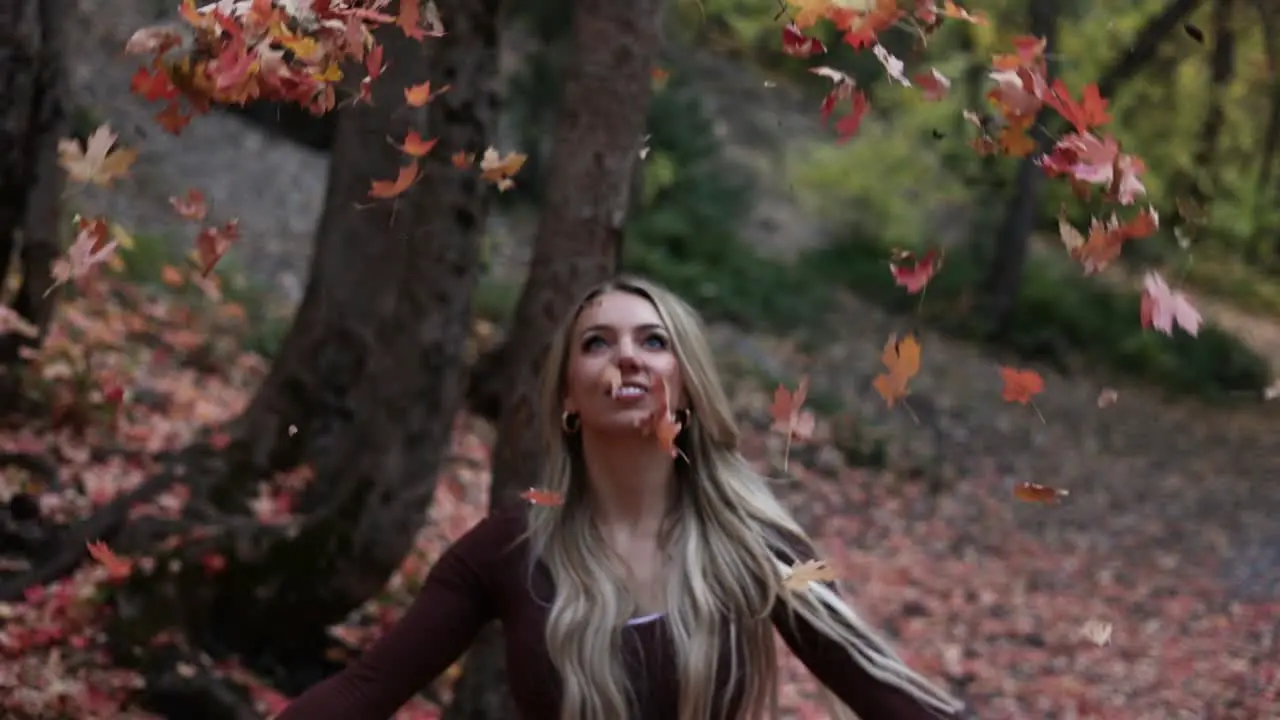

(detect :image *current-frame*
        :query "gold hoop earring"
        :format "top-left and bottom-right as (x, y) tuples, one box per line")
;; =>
(561, 411), (581, 434)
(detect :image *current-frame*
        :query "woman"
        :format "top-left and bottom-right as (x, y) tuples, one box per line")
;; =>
(277, 276), (963, 720)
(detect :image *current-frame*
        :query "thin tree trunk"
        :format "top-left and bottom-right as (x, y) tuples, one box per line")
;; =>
(981, 0), (1059, 331)
(0, 0), (66, 364)
(443, 0), (664, 716)
(1184, 0), (1236, 205)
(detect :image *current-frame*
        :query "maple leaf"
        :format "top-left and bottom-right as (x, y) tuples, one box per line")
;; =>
(1044, 79), (1111, 132)
(451, 151), (474, 168)
(479, 148), (527, 191)
(941, 0), (988, 24)
(782, 23), (827, 57)
(369, 160), (420, 198)
(48, 216), (123, 294)
(58, 125), (139, 186)
(169, 188), (208, 221)
(769, 376), (816, 441)
(787, 0), (832, 29)
(1078, 619), (1113, 647)
(394, 130), (438, 156)
(404, 80), (448, 106)
(889, 248), (942, 294)
(1140, 271), (1201, 337)
(194, 219), (240, 276)
(641, 374), (684, 459)
(873, 44), (911, 87)
(998, 126), (1036, 157)
(872, 333), (920, 407)
(1013, 481), (1069, 504)
(86, 540), (133, 580)
(520, 488), (564, 507)
(155, 103), (194, 135)
(397, 0), (424, 39)
(357, 44), (386, 103)
(914, 68), (951, 101)
(131, 65), (180, 102)
(999, 366), (1044, 404)
(783, 558), (838, 591)
(811, 67), (869, 141)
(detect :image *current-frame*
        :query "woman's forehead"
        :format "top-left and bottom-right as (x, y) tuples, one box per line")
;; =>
(575, 291), (662, 329)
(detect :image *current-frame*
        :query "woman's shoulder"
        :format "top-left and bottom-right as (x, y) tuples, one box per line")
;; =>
(448, 506), (531, 564)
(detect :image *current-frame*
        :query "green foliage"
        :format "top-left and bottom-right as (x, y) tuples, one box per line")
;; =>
(800, 232), (1271, 399)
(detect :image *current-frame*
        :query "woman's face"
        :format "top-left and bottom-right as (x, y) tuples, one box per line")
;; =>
(563, 290), (685, 435)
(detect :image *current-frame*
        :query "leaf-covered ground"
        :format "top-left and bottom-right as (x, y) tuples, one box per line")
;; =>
(2, 273), (1276, 719)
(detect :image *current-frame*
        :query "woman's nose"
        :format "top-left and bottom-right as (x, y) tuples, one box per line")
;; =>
(615, 339), (641, 366)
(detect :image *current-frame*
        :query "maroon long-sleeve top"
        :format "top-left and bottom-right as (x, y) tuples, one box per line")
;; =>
(276, 510), (953, 719)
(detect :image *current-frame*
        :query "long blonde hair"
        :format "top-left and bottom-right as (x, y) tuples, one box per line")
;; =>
(524, 275), (962, 720)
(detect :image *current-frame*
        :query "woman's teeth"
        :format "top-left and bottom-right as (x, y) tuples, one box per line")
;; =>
(614, 384), (646, 398)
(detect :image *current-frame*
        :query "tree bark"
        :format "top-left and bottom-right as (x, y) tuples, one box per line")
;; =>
(443, 0), (664, 716)
(1184, 0), (1236, 205)
(0, 0), (66, 365)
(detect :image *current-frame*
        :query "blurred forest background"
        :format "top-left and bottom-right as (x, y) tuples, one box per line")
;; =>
(2, 0), (1279, 717)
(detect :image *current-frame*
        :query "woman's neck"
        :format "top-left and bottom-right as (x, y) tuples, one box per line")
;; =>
(580, 432), (676, 536)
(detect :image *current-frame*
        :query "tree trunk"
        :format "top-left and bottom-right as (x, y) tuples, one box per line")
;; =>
(443, 0), (663, 716)
(981, 0), (1059, 331)
(1183, 0), (1236, 205)
(0, 0), (66, 365)
(0, 0), (501, 711)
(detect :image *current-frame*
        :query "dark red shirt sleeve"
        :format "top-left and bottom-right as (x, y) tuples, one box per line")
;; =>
(770, 534), (958, 719)
(275, 514), (514, 720)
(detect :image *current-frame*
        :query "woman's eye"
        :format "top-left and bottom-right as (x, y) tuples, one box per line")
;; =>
(582, 336), (608, 352)
(642, 334), (669, 350)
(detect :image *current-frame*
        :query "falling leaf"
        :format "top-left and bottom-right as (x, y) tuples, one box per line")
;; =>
(1013, 481), (1068, 504)
(873, 44), (911, 87)
(1096, 388), (1118, 408)
(520, 487), (564, 507)
(1140, 271), (1201, 337)
(478, 148), (527, 191)
(404, 81), (448, 107)
(941, 0), (988, 25)
(872, 333), (920, 408)
(783, 559), (838, 591)
(0, 305), (39, 338)
(889, 248), (942, 294)
(130, 65), (179, 102)
(1079, 619), (1114, 646)
(600, 366), (622, 396)
(169, 189), (208, 221)
(1184, 23), (1205, 44)
(394, 130), (438, 156)
(999, 366), (1044, 405)
(58, 125), (139, 186)
(86, 540), (133, 580)
(640, 374), (684, 459)
(48, 216), (123, 293)
(782, 23), (827, 58)
(369, 160), (420, 198)
(650, 66), (670, 90)
(769, 376), (816, 442)
(451, 151), (474, 168)
(914, 68), (951, 101)
(194, 219), (240, 276)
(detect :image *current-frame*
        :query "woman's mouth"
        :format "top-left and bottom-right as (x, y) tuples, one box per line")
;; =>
(611, 383), (648, 401)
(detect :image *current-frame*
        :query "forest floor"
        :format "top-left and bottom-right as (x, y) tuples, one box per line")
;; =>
(3, 2), (1276, 717)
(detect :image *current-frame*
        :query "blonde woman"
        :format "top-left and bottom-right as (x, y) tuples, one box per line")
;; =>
(278, 276), (964, 719)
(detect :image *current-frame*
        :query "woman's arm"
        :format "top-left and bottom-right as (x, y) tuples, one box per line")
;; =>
(275, 515), (513, 719)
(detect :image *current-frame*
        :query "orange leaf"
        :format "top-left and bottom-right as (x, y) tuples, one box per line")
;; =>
(404, 81), (448, 107)
(1013, 481), (1068, 505)
(395, 130), (438, 157)
(194, 219), (240, 277)
(769, 376), (815, 441)
(451, 151), (474, 168)
(169, 188), (207, 221)
(872, 334), (920, 407)
(397, 0), (423, 39)
(783, 558), (838, 591)
(57, 125), (138, 186)
(645, 374), (684, 458)
(369, 160), (420, 198)
(999, 366), (1044, 404)
(998, 126), (1036, 157)
(520, 487), (564, 506)
(86, 540), (133, 580)
(478, 148), (526, 191)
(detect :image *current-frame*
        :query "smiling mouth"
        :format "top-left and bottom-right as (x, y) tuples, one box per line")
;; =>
(610, 383), (648, 399)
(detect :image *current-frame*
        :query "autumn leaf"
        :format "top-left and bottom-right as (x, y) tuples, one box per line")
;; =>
(478, 148), (527, 191)
(999, 366), (1044, 407)
(194, 219), (240, 276)
(520, 488), (564, 507)
(48, 216), (124, 294)
(1079, 619), (1114, 647)
(0, 305), (39, 339)
(1045, 79), (1111, 132)
(641, 374), (684, 459)
(941, 0), (988, 24)
(783, 559), (838, 591)
(650, 66), (670, 90)
(404, 81), (448, 106)
(169, 189), (208, 221)
(369, 160), (420, 198)
(889, 248), (942, 294)
(58, 125), (139, 186)
(86, 540), (133, 580)
(812, 66), (869, 141)
(1140, 271), (1201, 337)
(451, 151), (475, 168)
(782, 23), (827, 58)
(913, 68), (951, 101)
(787, 0), (832, 29)
(394, 130), (438, 157)
(1096, 388), (1118, 408)
(872, 333), (920, 408)
(769, 376), (816, 442)
(1013, 481), (1069, 505)
(130, 65), (179, 102)
(997, 126), (1036, 157)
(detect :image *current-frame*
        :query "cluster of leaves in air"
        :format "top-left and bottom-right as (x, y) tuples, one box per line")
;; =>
(48, 0), (529, 294)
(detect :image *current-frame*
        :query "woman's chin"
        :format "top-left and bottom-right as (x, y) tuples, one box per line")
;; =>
(585, 407), (655, 434)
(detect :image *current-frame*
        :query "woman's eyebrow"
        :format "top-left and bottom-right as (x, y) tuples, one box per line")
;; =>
(579, 322), (666, 336)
